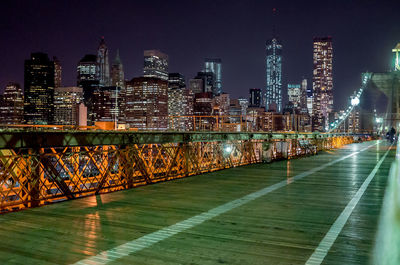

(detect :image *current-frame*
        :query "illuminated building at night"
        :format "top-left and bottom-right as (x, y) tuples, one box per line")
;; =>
(0, 82), (24, 124)
(393, 43), (400, 71)
(204, 58), (222, 96)
(54, 86), (83, 125)
(111, 50), (125, 89)
(249, 88), (262, 108)
(168, 73), (186, 89)
(348, 107), (360, 133)
(212, 93), (230, 116)
(194, 72), (214, 94)
(77, 54), (99, 104)
(238, 98), (249, 116)
(194, 92), (213, 116)
(97, 37), (111, 86)
(312, 36), (333, 131)
(300, 78), (308, 113)
(189, 79), (203, 94)
(168, 89), (194, 130)
(92, 86), (125, 124)
(143, 50), (169, 81)
(24, 52), (55, 124)
(53, 57), (62, 88)
(265, 38), (283, 112)
(305, 78), (313, 115)
(168, 73), (193, 130)
(125, 77), (168, 130)
(287, 84), (301, 109)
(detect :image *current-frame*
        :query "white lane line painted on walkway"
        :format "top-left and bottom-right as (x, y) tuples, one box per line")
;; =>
(73, 142), (378, 265)
(305, 144), (391, 265)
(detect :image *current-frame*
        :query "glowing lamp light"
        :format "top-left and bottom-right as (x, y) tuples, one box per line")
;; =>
(351, 97), (360, 106)
(224, 145), (232, 153)
(376, 117), (383, 123)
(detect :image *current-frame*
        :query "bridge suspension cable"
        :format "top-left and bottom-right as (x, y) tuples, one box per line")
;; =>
(327, 72), (372, 132)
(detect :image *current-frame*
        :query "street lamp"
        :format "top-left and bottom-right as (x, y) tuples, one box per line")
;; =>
(351, 97), (360, 106)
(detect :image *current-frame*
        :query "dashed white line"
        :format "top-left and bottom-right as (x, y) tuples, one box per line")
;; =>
(305, 144), (390, 265)
(73, 142), (378, 265)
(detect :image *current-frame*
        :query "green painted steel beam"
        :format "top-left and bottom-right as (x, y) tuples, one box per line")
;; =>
(0, 130), (355, 149)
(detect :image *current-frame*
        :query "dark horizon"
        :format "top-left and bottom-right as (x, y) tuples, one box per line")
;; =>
(1, 0), (399, 111)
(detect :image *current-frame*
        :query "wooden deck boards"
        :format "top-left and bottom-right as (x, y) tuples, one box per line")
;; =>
(0, 140), (394, 264)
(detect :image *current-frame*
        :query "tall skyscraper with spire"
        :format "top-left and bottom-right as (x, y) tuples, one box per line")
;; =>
(111, 50), (125, 88)
(264, 8), (283, 112)
(97, 37), (110, 86)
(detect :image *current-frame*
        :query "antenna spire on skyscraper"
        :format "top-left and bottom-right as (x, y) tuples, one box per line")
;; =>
(272, 7), (277, 38)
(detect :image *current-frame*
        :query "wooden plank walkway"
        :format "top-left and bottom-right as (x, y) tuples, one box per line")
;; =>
(0, 140), (394, 264)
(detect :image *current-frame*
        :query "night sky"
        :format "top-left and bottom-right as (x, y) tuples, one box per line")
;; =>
(0, 0), (398, 110)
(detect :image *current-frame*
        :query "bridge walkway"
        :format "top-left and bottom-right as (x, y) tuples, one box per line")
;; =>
(0, 140), (394, 264)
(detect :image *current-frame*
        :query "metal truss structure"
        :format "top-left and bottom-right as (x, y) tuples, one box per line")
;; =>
(0, 131), (356, 212)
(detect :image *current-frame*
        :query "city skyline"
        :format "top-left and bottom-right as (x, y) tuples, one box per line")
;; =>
(0, 0), (399, 111)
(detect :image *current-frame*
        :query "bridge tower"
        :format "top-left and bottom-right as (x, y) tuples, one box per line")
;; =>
(364, 43), (400, 131)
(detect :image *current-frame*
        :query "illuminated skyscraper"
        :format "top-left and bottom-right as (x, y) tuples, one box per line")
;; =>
(168, 73), (185, 89)
(92, 86), (125, 123)
(287, 84), (301, 108)
(24, 52), (55, 124)
(97, 37), (110, 86)
(189, 79), (203, 94)
(54, 87), (83, 125)
(249, 88), (262, 107)
(265, 38), (283, 112)
(0, 82), (24, 124)
(238, 98), (249, 116)
(312, 37), (333, 131)
(168, 73), (193, 130)
(143, 50), (168, 80)
(194, 72), (214, 93)
(300, 78), (308, 113)
(204, 58), (222, 95)
(111, 49), (125, 88)
(125, 77), (168, 129)
(77, 54), (99, 103)
(53, 57), (62, 88)
(168, 89), (194, 131)
(393, 43), (400, 71)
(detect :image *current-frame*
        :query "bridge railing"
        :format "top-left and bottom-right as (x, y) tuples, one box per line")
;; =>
(0, 131), (358, 212)
(373, 138), (400, 264)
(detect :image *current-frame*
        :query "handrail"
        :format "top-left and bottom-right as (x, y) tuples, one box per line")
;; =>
(0, 130), (367, 149)
(373, 138), (400, 264)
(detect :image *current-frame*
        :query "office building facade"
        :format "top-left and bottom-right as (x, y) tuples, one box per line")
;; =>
(189, 79), (203, 94)
(312, 36), (333, 131)
(204, 58), (222, 95)
(125, 77), (168, 130)
(168, 73), (186, 89)
(143, 50), (168, 80)
(54, 86), (83, 125)
(249, 88), (262, 108)
(92, 86), (125, 123)
(265, 38), (283, 112)
(54, 57), (62, 88)
(111, 50), (125, 88)
(0, 82), (24, 124)
(287, 84), (301, 108)
(168, 88), (194, 131)
(77, 54), (99, 104)
(24, 52), (55, 124)
(193, 72), (214, 94)
(97, 37), (110, 86)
